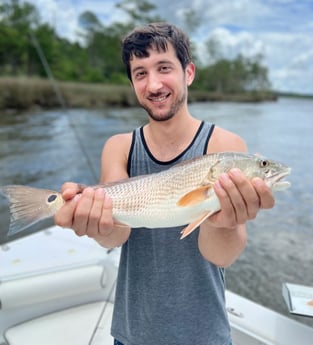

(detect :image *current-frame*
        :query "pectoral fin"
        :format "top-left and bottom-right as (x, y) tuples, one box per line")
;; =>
(177, 185), (213, 207)
(180, 211), (215, 239)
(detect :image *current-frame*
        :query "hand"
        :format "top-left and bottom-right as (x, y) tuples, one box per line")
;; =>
(54, 182), (114, 238)
(208, 168), (275, 229)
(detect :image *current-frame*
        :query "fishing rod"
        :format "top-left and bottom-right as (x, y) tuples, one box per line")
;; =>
(29, 31), (99, 183)
(31, 31), (119, 344)
(29, 32), (67, 111)
(2, 32), (118, 335)
(0, 31), (100, 245)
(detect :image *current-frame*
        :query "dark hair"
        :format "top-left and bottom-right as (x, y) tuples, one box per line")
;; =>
(121, 22), (192, 80)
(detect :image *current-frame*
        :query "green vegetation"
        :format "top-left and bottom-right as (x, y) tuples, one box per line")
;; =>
(276, 91), (313, 100)
(0, 77), (277, 111)
(0, 77), (138, 110)
(0, 0), (276, 111)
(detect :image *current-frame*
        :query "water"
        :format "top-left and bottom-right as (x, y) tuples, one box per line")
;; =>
(0, 97), (313, 326)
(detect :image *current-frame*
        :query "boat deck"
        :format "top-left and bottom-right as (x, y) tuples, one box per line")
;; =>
(1, 227), (313, 345)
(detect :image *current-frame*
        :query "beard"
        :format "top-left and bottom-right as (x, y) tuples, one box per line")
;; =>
(141, 89), (187, 122)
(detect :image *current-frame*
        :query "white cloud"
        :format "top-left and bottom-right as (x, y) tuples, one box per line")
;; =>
(271, 48), (313, 94)
(27, 0), (123, 42)
(259, 31), (313, 94)
(21, 0), (313, 94)
(290, 50), (313, 70)
(158, 0), (313, 94)
(200, 28), (265, 61)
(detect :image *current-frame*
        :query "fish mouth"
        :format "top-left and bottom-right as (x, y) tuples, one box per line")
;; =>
(267, 167), (291, 191)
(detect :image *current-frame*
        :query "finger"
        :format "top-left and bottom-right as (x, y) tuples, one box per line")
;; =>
(220, 172), (250, 224)
(229, 169), (260, 220)
(213, 179), (237, 228)
(61, 182), (78, 194)
(72, 187), (94, 236)
(54, 194), (80, 228)
(252, 177), (275, 209)
(61, 183), (79, 201)
(61, 183), (85, 201)
(86, 188), (106, 237)
(98, 194), (114, 236)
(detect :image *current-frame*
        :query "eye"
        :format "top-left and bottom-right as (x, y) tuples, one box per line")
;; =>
(159, 64), (172, 73)
(259, 159), (269, 167)
(134, 71), (146, 80)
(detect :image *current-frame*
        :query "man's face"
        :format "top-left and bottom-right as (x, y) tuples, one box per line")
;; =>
(129, 43), (195, 122)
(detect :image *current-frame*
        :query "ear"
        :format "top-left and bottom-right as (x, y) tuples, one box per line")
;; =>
(185, 62), (195, 86)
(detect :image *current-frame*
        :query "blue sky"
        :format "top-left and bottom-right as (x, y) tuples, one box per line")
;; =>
(24, 0), (313, 94)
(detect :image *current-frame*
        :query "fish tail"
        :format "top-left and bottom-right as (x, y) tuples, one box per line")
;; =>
(0, 185), (62, 236)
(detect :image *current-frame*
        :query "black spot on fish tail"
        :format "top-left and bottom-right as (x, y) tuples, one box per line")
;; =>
(47, 194), (58, 203)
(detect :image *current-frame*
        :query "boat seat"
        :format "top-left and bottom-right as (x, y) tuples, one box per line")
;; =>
(0, 265), (106, 310)
(4, 301), (114, 345)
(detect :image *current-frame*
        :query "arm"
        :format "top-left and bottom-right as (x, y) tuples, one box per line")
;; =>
(54, 133), (132, 248)
(198, 127), (275, 267)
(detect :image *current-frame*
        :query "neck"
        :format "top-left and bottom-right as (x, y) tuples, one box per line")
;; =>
(143, 112), (201, 161)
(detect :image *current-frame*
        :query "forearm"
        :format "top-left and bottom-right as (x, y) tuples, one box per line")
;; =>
(198, 222), (247, 268)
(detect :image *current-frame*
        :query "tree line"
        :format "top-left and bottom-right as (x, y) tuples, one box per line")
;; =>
(0, 0), (271, 94)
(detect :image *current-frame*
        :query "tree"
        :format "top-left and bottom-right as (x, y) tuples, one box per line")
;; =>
(77, 0), (166, 83)
(78, 11), (126, 82)
(181, 8), (202, 35)
(205, 37), (224, 65)
(0, 0), (40, 28)
(0, 0), (272, 92)
(116, 0), (163, 26)
(0, 0), (40, 74)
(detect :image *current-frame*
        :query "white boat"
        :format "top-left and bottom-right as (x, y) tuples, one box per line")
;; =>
(1, 226), (313, 345)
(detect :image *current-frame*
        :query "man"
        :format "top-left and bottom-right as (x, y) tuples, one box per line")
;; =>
(55, 23), (274, 345)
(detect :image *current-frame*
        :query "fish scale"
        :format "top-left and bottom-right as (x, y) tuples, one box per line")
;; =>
(0, 152), (291, 239)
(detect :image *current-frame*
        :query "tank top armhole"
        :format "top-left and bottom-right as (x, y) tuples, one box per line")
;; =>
(127, 129), (137, 176)
(203, 124), (215, 155)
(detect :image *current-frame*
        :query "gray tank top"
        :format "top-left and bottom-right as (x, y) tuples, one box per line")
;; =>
(111, 121), (231, 345)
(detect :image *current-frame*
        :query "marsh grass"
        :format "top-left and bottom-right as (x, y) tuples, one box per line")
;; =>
(0, 77), (277, 112)
(0, 77), (138, 111)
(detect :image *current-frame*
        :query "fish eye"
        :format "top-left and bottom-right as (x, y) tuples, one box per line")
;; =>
(259, 159), (270, 168)
(47, 194), (58, 203)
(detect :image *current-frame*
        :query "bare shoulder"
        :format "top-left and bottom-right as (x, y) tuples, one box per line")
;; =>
(100, 132), (133, 183)
(104, 132), (133, 152)
(208, 126), (248, 153)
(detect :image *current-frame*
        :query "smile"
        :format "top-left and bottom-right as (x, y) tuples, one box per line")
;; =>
(148, 93), (170, 103)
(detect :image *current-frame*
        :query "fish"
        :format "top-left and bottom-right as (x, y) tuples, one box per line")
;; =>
(0, 152), (291, 239)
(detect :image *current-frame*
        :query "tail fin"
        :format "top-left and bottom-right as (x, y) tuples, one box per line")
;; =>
(0, 185), (62, 236)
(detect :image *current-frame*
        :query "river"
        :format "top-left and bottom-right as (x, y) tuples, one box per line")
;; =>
(0, 97), (313, 326)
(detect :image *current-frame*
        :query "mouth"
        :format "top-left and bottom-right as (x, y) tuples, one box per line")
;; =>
(268, 167), (291, 191)
(147, 93), (170, 104)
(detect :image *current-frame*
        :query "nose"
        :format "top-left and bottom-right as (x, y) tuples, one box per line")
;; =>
(146, 72), (162, 93)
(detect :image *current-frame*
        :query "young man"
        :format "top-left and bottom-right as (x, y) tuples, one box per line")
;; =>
(55, 23), (275, 345)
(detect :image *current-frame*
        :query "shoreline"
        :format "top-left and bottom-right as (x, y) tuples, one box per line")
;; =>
(0, 77), (278, 112)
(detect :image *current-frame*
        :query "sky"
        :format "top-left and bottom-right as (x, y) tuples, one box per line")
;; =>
(23, 0), (313, 95)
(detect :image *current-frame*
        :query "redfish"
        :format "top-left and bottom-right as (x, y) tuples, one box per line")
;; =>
(0, 152), (291, 239)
